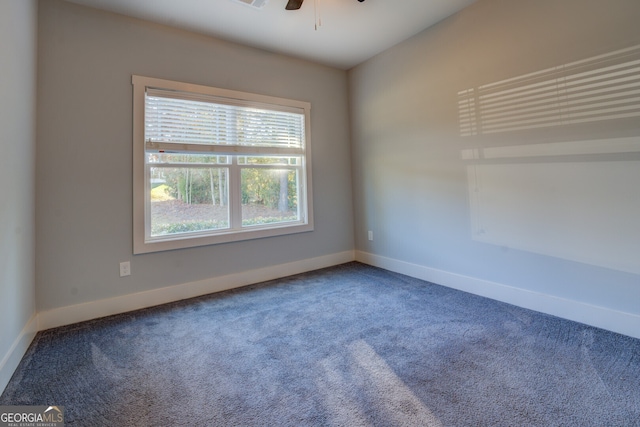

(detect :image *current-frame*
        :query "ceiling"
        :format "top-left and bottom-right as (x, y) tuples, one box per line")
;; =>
(63, 0), (476, 70)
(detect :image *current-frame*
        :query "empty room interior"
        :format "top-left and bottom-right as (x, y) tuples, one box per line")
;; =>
(1, 0), (639, 425)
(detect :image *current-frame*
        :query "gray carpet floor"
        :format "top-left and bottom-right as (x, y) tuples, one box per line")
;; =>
(2, 262), (639, 426)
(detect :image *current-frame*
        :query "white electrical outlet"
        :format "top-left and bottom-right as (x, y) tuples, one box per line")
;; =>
(119, 261), (131, 277)
(368, 230), (373, 241)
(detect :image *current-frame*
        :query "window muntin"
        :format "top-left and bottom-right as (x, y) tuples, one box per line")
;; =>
(132, 76), (313, 254)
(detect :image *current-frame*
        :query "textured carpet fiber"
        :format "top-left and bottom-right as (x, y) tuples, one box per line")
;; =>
(2, 262), (639, 426)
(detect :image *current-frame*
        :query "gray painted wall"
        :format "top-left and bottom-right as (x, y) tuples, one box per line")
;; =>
(350, 0), (640, 316)
(36, 0), (354, 311)
(0, 0), (37, 381)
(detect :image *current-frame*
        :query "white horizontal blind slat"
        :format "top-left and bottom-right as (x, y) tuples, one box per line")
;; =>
(145, 141), (303, 155)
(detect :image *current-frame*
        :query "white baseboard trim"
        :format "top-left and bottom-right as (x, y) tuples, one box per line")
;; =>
(37, 250), (355, 331)
(356, 251), (640, 340)
(0, 314), (38, 395)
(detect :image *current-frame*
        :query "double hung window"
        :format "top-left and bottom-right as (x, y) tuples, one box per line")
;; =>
(132, 76), (313, 254)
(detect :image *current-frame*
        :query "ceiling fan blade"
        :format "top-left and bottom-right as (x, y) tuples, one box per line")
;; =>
(285, 0), (304, 10)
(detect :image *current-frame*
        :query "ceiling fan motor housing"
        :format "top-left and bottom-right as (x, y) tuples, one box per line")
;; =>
(286, 0), (364, 10)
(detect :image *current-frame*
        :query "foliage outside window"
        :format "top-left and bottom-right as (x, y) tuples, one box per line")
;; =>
(132, 76), (313, 254)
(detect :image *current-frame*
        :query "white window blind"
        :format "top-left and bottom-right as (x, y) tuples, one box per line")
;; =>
(145, 88), (305, 150)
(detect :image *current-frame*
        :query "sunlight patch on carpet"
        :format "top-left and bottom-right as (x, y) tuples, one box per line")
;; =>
(316, 339), (442, 427)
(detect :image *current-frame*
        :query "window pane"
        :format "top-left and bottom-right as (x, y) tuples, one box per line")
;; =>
(241, 169), (299, 226)
(150, 167), (229, 236)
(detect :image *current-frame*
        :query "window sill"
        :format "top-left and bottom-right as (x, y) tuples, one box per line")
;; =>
(134, 222), (314, 254)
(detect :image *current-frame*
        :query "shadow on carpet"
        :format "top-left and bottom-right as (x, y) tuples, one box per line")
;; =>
(2, 262), (639, 426)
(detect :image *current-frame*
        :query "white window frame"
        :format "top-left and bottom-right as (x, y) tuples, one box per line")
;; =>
(132, 75), (313, 254)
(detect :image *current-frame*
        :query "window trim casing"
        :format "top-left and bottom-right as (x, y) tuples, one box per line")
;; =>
(132, 75), (314, 254)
